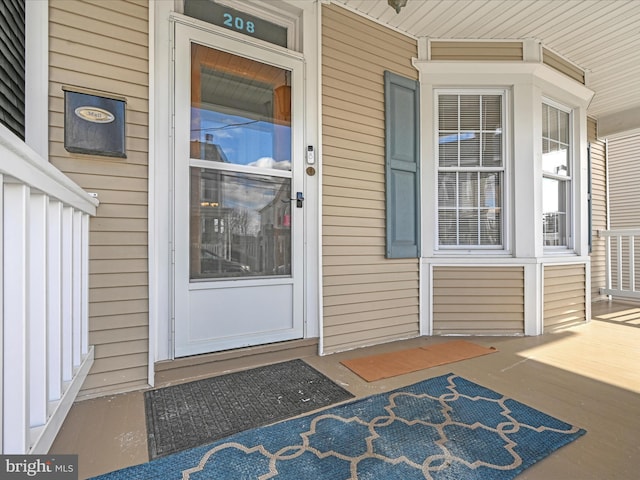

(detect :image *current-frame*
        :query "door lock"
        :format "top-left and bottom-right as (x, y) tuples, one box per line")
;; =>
(296, 192), (304, 208)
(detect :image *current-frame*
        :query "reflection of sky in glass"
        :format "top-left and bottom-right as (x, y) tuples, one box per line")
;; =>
(192, 108), (291, 170)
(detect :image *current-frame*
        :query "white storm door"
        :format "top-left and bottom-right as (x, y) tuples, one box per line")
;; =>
(173, 23), (304, 357)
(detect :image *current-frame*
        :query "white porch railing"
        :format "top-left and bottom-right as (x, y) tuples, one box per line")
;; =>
(1, 125), (98, 454)
(600, 228), (640, 300)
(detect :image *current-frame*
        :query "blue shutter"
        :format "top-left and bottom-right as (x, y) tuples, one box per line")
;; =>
(385, 71), (420, 258)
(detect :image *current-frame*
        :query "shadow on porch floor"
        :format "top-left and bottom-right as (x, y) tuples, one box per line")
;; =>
(51, 300), (640, 479)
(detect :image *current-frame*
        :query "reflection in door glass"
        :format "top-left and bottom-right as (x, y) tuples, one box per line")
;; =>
(190, 44), (291, 170)
(190, 168), (292, 280)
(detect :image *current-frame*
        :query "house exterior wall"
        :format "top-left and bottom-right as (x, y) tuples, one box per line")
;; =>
(608, 134), (640, 228)
(543, 263), (586, 329)
(432, 266), (524, 334)
(588, 117), (608, 300)
(321, 4), (420, 353)
(48, 0), (149, 396)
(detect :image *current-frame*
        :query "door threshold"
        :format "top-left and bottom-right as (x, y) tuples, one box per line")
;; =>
(154, 338), (318, 388)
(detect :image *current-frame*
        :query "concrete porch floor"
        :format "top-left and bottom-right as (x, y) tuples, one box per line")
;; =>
(51, 300), (640, 479)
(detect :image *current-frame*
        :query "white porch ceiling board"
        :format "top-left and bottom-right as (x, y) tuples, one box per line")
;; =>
(336, 0), (640, 124)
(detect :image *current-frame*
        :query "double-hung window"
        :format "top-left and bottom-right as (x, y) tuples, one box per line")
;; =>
(436, 91), (505, 249)
(542, 101), (572, 248)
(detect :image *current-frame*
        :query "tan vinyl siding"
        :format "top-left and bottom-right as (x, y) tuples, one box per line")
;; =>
(607, 134), (640, 292)
(430, 41), (523, 61)
(432, 267), (525, 335)
(321, 4), (419, 353)
(608, 134), (640, 229)
(48, 0), (149, 396)
(544, 264), (586, 330)
(589, 118), (608, 300)
(542, 47), (585, 84)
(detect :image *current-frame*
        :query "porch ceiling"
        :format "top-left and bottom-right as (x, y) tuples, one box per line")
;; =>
(334, 0), (640, 137)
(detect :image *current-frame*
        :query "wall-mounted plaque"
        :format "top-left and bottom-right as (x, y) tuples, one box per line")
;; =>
(64, 89), (126, 158)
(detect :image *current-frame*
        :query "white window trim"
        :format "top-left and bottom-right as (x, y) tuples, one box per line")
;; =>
(433, 88), (510, 253)
(541, 97), (574, 253)
(25, 0), (49, 160)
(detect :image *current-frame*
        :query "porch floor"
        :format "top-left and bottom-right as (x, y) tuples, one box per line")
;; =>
(51, 300), (640, 479)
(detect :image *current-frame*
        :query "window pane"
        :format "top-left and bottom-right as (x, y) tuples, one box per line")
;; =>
(190, 44), (291, 171)
(459, 210), (479, 245)
(439, 136), (459, 167)
(542, 104), (570, 176)
(190, 168), (291, 279)
(437, 171), (503, 247)
(480, 172), (502, 245)
(460, 133), (480, 166)
(438, 172), (457, 207)
(460, 95), (480, 130)
(542, 177), (569, 246)
(439, 95), (458, 130)
(558, 110), (569, 143)
(438, 210), (457, 245)
(482, 95), (502, 131)
(482, 131), (502, 167)
(458, 172), (478, 208)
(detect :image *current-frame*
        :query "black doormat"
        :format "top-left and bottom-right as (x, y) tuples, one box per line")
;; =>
(144, 359), (354, 459)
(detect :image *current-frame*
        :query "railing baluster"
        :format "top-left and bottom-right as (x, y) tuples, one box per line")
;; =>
(47, 199), (63, 401)
(72, 210), (82, 369)
(616, 235), (622, 291)
(29, 193), (48, 428)
(61, 206), (73, 383)
(81, 213), (90, 356)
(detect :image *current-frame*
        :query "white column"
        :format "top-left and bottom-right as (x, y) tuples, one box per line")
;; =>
(29, 193), (48, 427)
(47, 200), (63, 401)
(61, 207), (73, 382)
(3, 183), (30, 453)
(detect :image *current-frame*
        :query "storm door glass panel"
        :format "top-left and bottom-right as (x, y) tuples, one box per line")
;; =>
(190, 169), (291, 279)
(190, 44), (291, 171)
(189, 43), (293, 280)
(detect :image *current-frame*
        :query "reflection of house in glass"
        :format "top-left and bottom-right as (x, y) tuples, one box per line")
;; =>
(258, 181), (291, 275)
(190, 167), (291, 279)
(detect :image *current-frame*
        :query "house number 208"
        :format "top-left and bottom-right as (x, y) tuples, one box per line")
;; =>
(223, 13), (255, 34)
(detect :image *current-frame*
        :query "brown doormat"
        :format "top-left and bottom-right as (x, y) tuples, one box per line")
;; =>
(341, 340), (497, 382)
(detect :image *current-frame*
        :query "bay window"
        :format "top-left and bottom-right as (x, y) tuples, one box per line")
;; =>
(436, 91), (505, 248)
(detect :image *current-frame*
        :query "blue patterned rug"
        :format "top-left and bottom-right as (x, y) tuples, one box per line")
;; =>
(91, 373), (585, 479)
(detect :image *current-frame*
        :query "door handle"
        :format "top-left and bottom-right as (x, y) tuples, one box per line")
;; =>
(295, 192), (304, 208)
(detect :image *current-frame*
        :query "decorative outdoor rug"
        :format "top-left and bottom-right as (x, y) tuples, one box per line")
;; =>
(342, 340), (498, 382)
(95, 373), (585, 480)
(144, 359), (353, 459)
